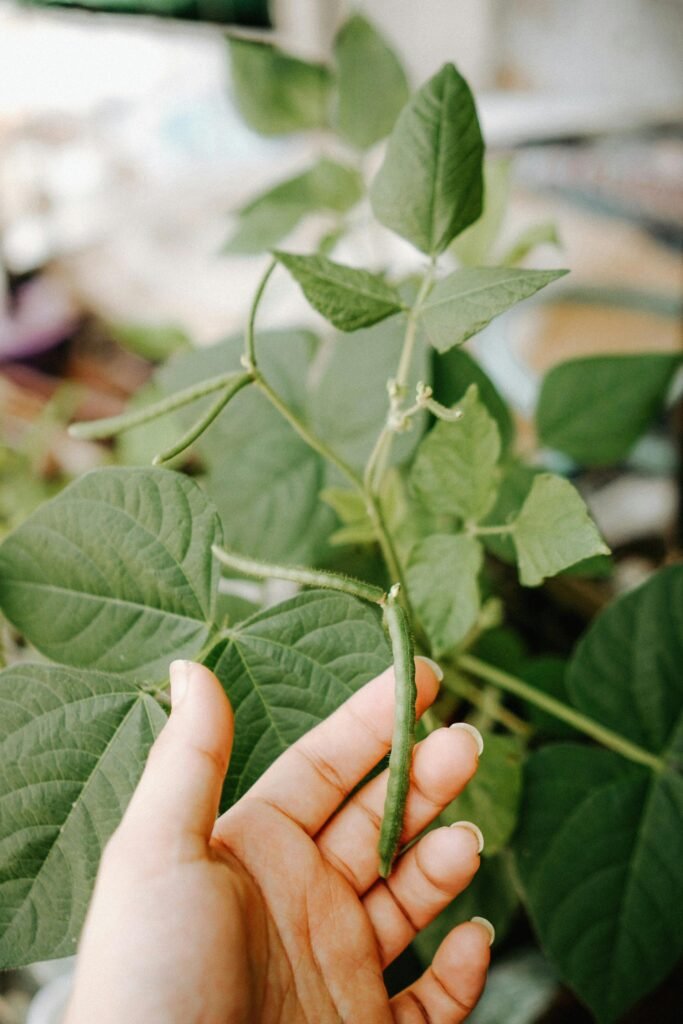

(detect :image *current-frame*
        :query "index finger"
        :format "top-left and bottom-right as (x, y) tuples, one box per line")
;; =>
(229, 658), (441, 835)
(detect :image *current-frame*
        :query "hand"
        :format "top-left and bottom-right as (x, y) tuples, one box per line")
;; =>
(65, 658), (492, 1024)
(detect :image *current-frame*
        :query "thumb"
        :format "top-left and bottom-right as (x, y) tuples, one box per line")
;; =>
(121, 661), (234, 853)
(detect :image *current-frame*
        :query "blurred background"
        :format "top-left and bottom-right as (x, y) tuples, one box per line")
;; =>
(1, 1), (682, 1021)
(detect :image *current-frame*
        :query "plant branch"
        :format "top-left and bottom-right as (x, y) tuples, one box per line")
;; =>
(244, 258), (277, 370)
(153, 372), (254, 464)
(458, 654), (666, 772)
(442, 667), (531, 736)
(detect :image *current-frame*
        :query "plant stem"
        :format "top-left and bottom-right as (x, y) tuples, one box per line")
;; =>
(153, 372), (254, 464)
(68, 372), (243, 440)
(244, 258), (277, 369)
(442, 668), (531, 736)
(458, 654), (666, 772)
(470, 523), (515, 536)
(213, 544), (385, 604)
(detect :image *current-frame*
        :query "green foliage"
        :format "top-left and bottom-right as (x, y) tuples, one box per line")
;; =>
(370, 64), (484, 255)
(109, 321), (190, 361)
(274, 251), (404, 331)
(228, 39), (332, 135)
(24, 0), (270, 24)
(419, 267), (567, 353)
(513, 474), (610, 586)
(431, 345), (515, 453)
(0, 662), (166, 967)
(537, 353), (682, 465)
(206, 590), (390, 806)
(0, 467), (221, 678)
(333, 14), (410, 150)
(515, 567), (683, 1022)
(411, 384), (501, 521)
(225, 159), (363, 254)
(451, 158), (512, 267)
(407, 534), (483, 656)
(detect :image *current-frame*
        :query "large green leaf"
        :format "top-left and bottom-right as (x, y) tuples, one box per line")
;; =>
(512, 473), (609, 586)
(225, 158), (363, 254)
(469, 950), (558, 1024)
(370, 63), (484, 256)
(537, 353), (682, 466)
(450, 158), (512, 268)
(333, 14), (409, 150)
(515, 567), (683, 1023)
(0, 467), (221, 677)
(274, 251), (404, 331)
(25, 0), (269, 25)
(407, 533), (483, 657)
(444, 732), (524, 856)
(419, 267), (567, 353)
(410, 384), (501, 521)
(159, 333), (334, 565)
(0, 663), (166, 968)
(228, 39), (332, 135)
(431, 345), (514, 452)
(206, 590), (390, 806)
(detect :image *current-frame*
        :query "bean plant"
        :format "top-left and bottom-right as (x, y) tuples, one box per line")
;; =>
(0, 16), (681, 1024)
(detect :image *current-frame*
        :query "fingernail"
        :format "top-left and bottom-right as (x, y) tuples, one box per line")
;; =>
(415, 656), (444, 682)
(170, 660), (191, 707)
(471, 916), (495, 946)
(449, 722), (484, 756)
(450, 820), (485, 854)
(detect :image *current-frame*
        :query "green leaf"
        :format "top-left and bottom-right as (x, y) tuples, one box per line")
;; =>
(0, 467), (221, 678)
(443, 732), (524, 856)
(333, 14), (409, 150)
(370, 63), (484, 255)
(24, 0), (270, 26)
(468, 950), (559, 1024)
(206, 590), (390, 806)
(500, 221), (561, 267)
(228, 39), (332, 135)
(115, 382), (183, 466)
(451, 158), (512, 267)
(159, 333), (334, 565)
(512, 473), (609, 586)
(518, 656), (577, 740)
(431, 345), (514, 452)
(537, 353), (682, 466)
(224, 158), (363, 254)
(274, 251), (404, 331)
(413, 853), (519, 964)
(0, 663), (166, 968)
(411, 384), (501, 521)
(108, 322), (190, 361)
(321, 487), (376, 546)
(407, 534), (483, 657)
(419, 267), (567, 353)
(515, 567), (683, 1022)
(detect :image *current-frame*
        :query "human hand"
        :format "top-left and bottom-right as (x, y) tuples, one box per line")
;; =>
(65, 658), (492, 1024)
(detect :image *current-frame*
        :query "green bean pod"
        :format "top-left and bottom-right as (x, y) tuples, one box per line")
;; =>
(377, 585), (417, 877)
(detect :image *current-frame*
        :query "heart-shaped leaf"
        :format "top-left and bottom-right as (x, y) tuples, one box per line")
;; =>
(407, 533), (483, 657)
(0, 663), (166, 968)
(0, 467), (222, 678)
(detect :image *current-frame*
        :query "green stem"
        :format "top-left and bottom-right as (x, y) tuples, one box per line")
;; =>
(213, 544), (385, 604)
(459, 654), (666, 772)
(442, 668), (531, 737)
(68, 372), (243, 441)
(153, 372), (254, 464)
(244, 258), (277, 369)
(469, 523), (515, 537)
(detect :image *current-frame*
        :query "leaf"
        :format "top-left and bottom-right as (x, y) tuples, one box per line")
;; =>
(274, 251), (404, 331)
(419, 267), (567, 353)
(321, 487), (376, 546)
(333, 14), (409, 150)
(0, 467), (222, 678)
(468, 950), (559, 1024)
(228, 39), (332, 135)
(24, 0), (270, 26)
(159, 333), (334, 565)
(224, 158), (363, 254)
(413, 854), (519, 964)
(500, 221), (561, 267)
(0, 662), (166, 968)
(108, 322), (189, 361)
(537, 353), (683, 466)
(206, 590), (390, 806)
(311, 318), (429, 472)
(451, 158), (512, 267)
(512, 473), (609, 586)
(370, 63), (484, 255)
(515, 567), (683, 1022)
(411, 384), (501, 521)
(407, 534), (483, 657)
(518, 656), (578, 740)
(443, 732), (524, 856)
(431, 345), (514, 452)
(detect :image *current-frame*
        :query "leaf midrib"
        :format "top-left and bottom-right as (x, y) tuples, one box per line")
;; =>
(422, 270), (554, 316)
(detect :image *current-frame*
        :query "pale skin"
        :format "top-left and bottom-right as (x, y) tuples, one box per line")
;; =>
(65, 658), (492, 1024)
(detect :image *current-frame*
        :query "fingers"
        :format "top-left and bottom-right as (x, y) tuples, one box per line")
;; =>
(239, 659), (441, 835)
(316, 725), (481, 892)
(117, 661), (233, 859)
(364, 824), (483, 967)
(390, 920), (492, 1023)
